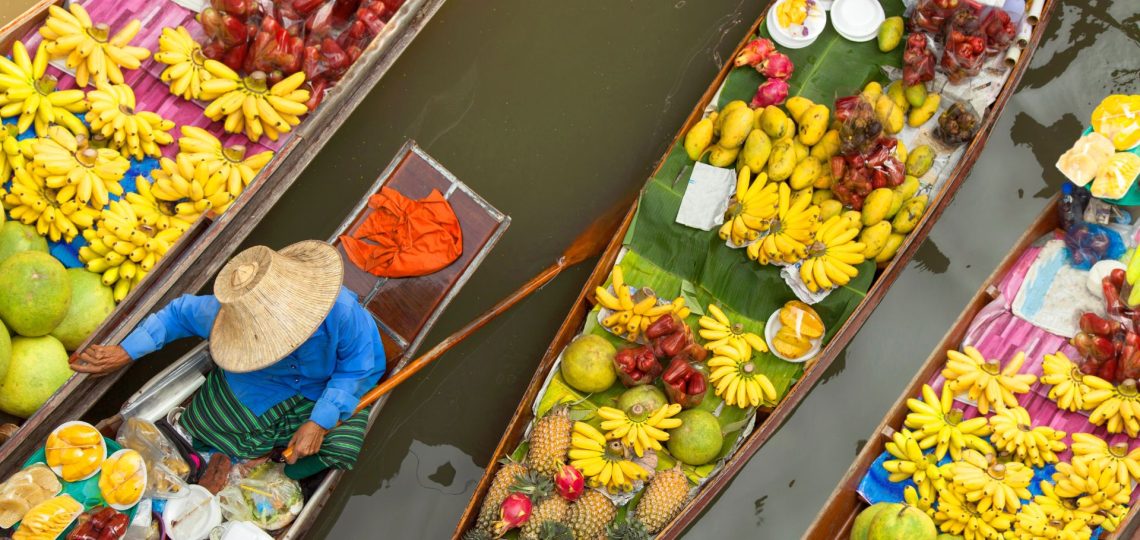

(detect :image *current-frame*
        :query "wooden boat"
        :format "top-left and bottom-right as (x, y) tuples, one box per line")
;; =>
(454, 1), (1058, 537)
(68, 141), (508, 539)
(804, 193), (1140, 540)
(0, 0), (447, 476)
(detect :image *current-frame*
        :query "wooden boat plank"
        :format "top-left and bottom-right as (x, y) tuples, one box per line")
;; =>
(453, 0), (1057, 536)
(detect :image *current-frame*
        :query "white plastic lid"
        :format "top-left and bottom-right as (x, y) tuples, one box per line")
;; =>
(163, 485), (222, 540)
(830, 0), (885, 42)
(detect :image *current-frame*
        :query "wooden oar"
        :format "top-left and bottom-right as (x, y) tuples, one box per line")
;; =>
(283, 193), (636, 460)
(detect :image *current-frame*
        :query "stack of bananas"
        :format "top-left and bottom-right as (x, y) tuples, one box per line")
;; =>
(594, 266), (688, 342)
(177, 126), (274, 203)
(987, 406), (1067, 468)
(948, 449), (1033, 513)
(1009, 499), (1092, 540)
(745, 183), (819, 265)
(568, 422), (649, 494)
(597, 403), (683, 457)
(697, 304), (767, 356)
(147, 154), (235, 224)
(941, 347), (1037, 414)
(933, 487), (1014, 540)
(200, 67), (311, 143)
(79, 200), (185, 302)
(124, 178), (196, 233)
(1040, 351), (1090, 412)
(882, 428), (949, 501)
(154, 26), (213, 101)
(1082, 378), (1140, 437)
(904, 383), (993, 462)
(0, 124), (27, 183)
(799, 214), (865, 292)
(28, 126), (128, 209)
(86, 84), (175, 160)
(1069, 433), (1140, 486)
(4, 167), (99, 242)
(40, 4), (149, 88)
(1050, 459), (1131, 532)
(0, 41), (88, 136)
(707, 339), (778, 408)
(719, 167), (777, 246)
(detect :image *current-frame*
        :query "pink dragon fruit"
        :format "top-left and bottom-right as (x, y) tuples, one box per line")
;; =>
(751, 79), (790, 108)
(757, 52), (794, 80)
(554, 464), (585, 501)
(493, 493), (532, 536)
(733, 37), (776, 67)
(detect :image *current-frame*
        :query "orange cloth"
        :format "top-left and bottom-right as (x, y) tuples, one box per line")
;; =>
(340, 187), (463, 278)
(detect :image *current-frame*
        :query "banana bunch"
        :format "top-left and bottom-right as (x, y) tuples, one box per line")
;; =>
(933, 487), (1014, 540)
(882, 428), (950, 501)
(124, 178), (196, 233)
(745, 183), (819, 265)
(0, 41), (88, 136)
(568, 422), (649, 494)
(595, 266), (688, 341)
(800, 214), (865, 292)
(1051, 459), (1131, 526)
(1009, 501), (1091, 540)
(904, 383), (993, 462)
(147, 154), (236, 223)
(1040, 351), (1090, 412)
(1082, 377), (1140, 436)
(199, 67), (310, 143)
(987, 406), (1066, 468)
(1035, 481), (1105, 534)
(903, 485), (935, 519)
(1069, 433), (1140, 486)
(4, 167), (99, 242)
(719, 168), (778, 246)
(942, 347), (1036, 415)
(86, 83), (175, 160)
(79, 200), (185, 302)
(948, 449), (1032, 513)
(0, 124), (27, 182)
(31, 126), (129, 208)
(697, 304), (767, 357)
(40, 4), (149, 88)
(707, 339), (778, 408)
(154, 26), (213, 101)
(597, 403), (683, 457)
(177, 126), (274, 203)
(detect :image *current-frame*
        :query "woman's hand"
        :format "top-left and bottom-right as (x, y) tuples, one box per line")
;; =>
(70, 345), (132, 375)
(286, 421), (328, 464)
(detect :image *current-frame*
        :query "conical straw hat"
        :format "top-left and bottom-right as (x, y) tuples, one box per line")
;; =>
(209, 240), (344, 373)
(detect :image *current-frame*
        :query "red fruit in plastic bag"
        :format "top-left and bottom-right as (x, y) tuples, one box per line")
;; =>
(658, 331), (688, 358)
(292, 0), (325, 16)
(902, 33), (936, 86)
(210, 0), (259, 18)
(1122, 350), (1140, 381)
(306, 77), (329, 109)
(661, 357), (707, 408)
(199, 8), (251, 48)
(646, 314), (680, 340)
(1098, 357), (1119, 383)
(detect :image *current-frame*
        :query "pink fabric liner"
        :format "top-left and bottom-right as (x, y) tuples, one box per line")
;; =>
(923, 230), (1140, 504)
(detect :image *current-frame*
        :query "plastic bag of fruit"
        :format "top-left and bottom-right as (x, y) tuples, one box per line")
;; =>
(909, 0), (956, 34)
(67, 506), (129, 540)
(217, 463), (303, 531)
(116, 418), (192, 499)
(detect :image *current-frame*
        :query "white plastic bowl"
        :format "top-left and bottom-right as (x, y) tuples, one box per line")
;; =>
(765, 310), (823, 363)
(830, 0), (885, 43)
(767, 0), (828, 49)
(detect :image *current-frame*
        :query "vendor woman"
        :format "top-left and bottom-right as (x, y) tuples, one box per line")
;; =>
(72, 240), (386, 479)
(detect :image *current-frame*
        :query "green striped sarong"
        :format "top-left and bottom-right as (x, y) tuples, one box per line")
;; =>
(181, 371), (369, 471)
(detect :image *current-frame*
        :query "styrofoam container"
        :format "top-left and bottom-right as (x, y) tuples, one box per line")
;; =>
(830, 0), (885, 43)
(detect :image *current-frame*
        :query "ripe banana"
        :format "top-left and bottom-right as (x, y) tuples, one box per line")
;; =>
(745, 183), (820, 265)
(1010, 500), (1092, 540)
(176, 126), (274, 206)
(1069, 432), (1140, 487)
(3, 166), (99, 242)
(933, 487), (1014, 540)
(948, 449), (1032, 513)
(882, 427), (948, 502)
(147, 154), (236, 224)
(154, 26), (213, 101)
(1040, 351), (1089, 412)
(904, 383), (992, 461)
(941, 346), (1037, 415)
(902, 485), (935, 519)
(0, 124), (27, 182)
(597, 403), (683, 457)
(987, 406), (1066, 468)
(719, 168), (778, 246)
(79, 200), (185, 302)
(31, 126), (129, 208)
(0, 40), (88, 136)
(86, 83), (175, 160)
(39, 4), (149, 88)
(1081, 378), (1140, 437)
(594, 265), (687, 341)
(1035, 480), (1107, 534)
(124, 177), (196, 233)
(568, 422), (649, 494)
(799, 214), (865, 292)
(199, 66), (310, 143)
(698, 304), (767, 356)
(707, 339), (778, 408)
(1051, 458), (1132, 518)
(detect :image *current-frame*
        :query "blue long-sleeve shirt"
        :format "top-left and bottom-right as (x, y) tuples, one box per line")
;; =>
(120, 287), (387, 430)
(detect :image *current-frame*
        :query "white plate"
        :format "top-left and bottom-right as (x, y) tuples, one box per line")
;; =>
(830, 0), (885, 43)
(46, 421), (107, 482)
(163, 485), (221, 540)
(102, 449), (147, 511)
(765, 311), (823, 363)
(766, 0), (828, 49)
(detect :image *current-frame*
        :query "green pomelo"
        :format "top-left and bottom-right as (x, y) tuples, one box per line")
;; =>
(851, 503), (901, 540)
(51, 269), (115, 351)
(936, 535), (963, 540)
(560, 334), (617, 393)
(868, 504), (937, 540)
(0, 251), (71, 337)
(666, 409), (723, 466)
(0, 335), (72, 418)
(0, 222), (49, 265)
(0, 320), (10, 382)
(617, 385), (667, 419)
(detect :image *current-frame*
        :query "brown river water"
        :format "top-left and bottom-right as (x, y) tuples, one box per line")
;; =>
(3, 0), (1137, 537)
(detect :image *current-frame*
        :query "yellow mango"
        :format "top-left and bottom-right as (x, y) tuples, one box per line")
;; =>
(886, 81), (909, 112)
(892, 195), (929, 234)
(792, 139), (810, 163)
(767, 142), (796, 182)
(906, 145), (935, 177)
(819, 199), (843, 222)
(714, 100), (747, 135)
(708, 144), (741, 168)
(812, 189), (834, 205)
(862, 81), (883, 103)
(785, 96), (815, 123)
(909, 93), (940, 127)
(776, 117), (797, 144)
(719, 106), (756, 148)
(813, 167), (833, 189)
(860, 221), (893, 258)
(875, 233), (907, 263)
(875, 95), (905, 135)
(684, 117), (714, 161)
(810, 129), (841, 162)
(861, 188), (894, 226)
(895, 140), (908, 164)
(888, 176), (920, 218)
(738, 129), (772, 172)
(797, 104), (831, 146)
(760, 106), (790, 139)
(790, 157), (823, 190)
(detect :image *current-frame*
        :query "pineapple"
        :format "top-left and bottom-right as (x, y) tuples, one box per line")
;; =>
(566, 489), (616, 540)
(633, 466), (690, 533)
(605, 520), (650, 540)
(462, 529), (493, 540)
(521, 497), (570, 540)
(475, 459), (528, 532)
(527, 405), (573, 477)
(537, 521), (575, 540)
